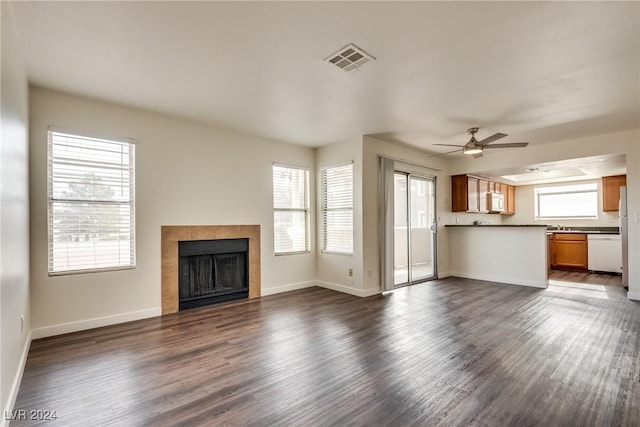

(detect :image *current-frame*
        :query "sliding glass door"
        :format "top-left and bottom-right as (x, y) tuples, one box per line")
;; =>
(393, 173), (436, 286)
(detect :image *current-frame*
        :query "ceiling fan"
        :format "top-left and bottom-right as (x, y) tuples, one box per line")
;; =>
(431, 127), (528, 158)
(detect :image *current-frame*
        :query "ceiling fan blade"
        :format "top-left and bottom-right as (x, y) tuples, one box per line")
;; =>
(483, 142), (529, 148)
(477, 132), (508, 145)
(473, 152), (484, 159)
(433, 144), (465, 148)
(428, 148), (461, 158)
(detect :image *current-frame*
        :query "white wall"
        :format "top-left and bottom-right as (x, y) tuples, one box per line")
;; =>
(362, 136), (452, 292)
(315, 139), (365, 295)
(504, 178), (620, 227)
(449, 227), (548, 288)
(450, 129), (640, 300)
(1, 2), (31, 422)
(29, 87), (316, 336)
(448, 211), (504, 226)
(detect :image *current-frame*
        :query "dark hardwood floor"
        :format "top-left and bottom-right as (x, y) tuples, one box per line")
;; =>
(13, 277), (640, 426)
(549, 269), (623, 287)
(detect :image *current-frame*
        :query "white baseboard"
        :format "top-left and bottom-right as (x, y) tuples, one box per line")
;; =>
(627, 291), (640, 301)
(1, 331), (32, 427)
(31, 308), (161, 340)
(261, 280), (380, 298)
(260, 280), (315, 296)
(315, 280), (380, 297)
(448, 272), (548, 289)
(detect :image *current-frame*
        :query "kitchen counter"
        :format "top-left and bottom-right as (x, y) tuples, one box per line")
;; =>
(547, 227), (619, 235)
(447, 225), (548, 289)
(548, 230), (619, 235)
(445, 224), (547, 227)
(445, 224), (619, 234)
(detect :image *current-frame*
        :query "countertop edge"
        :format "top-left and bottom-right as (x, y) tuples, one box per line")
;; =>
(443, 224), (620, 234)
(444, 224), (548, 228)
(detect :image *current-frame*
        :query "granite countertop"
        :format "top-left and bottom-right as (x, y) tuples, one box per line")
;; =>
(445, 225), (620, 234)
(445, 224), (548, 227)
(547, 229), (619, 235)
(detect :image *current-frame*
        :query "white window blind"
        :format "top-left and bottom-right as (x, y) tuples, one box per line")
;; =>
(273, 165), (309, 254)
(534, 183), (598, 219)
(322, 163), (353, 254)
(48, 128), (135, 275)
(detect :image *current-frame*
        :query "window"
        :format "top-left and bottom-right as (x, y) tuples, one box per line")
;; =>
(321, 163), (353, 254)
(273, 165), (310, 254)
(48, 128), (135, 275)
(534, 183), (598, 219)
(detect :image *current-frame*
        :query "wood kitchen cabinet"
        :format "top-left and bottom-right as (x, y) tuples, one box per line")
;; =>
(467, 176), (480, 212)
(451, 175), (470, 212)
(548, 233), (554, 273)
(602, 175), (626, 212)
(551, 233), (588, 270)
(478, 179), (490, 212)
(452, 175), (480, 212)
(495, 182), (516, 216)
(451, 174), (516, 214)
(504, 184), (516, 215)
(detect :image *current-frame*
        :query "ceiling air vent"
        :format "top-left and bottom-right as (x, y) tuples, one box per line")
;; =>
(324, 43), (375, 72)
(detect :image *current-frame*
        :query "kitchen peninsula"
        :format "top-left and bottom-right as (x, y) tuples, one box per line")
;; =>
(446, 224), (548, 288)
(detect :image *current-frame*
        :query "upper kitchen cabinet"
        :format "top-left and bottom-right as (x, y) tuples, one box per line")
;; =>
(602, 175), (626, 212)
(452, 175), (479, 212)
(504, 184), (516, 215)
(493, 182), (515, 215)
(451, 175), (515, 214)
(478, 179), (490, 212)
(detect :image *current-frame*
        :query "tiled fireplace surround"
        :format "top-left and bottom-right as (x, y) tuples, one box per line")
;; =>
(161, 225), (261, 314)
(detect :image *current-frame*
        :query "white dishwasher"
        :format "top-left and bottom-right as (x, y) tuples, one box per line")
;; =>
(587, 234), (622, 273)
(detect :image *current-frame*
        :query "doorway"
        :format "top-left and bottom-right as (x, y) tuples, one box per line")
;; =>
(393, 172), (437, 286)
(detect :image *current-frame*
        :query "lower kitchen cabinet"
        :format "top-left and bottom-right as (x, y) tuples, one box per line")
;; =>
(548, 233), (554, 273)
(552, 233), (588, 270)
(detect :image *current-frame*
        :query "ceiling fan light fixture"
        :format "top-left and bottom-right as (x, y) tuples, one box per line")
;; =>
(463, 146), (483, 155)
(431, 128), (528, 159)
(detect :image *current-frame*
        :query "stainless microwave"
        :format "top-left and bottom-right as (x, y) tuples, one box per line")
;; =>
(487, 192), (504, 212)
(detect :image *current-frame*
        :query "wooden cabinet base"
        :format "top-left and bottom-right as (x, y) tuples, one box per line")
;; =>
(550, 266), (588, 272)
(551, 233), (588, 270)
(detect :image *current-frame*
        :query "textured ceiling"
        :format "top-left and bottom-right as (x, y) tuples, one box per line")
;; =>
(10, 1), (640, 155)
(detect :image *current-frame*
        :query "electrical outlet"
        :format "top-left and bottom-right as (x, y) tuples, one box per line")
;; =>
(455, 216), (460, 224)
(348, 268), (353, 277)
(20, 316), (24, 334)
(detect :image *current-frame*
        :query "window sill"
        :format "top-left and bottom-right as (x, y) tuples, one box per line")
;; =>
(49, 265), (136, 276)
(274, 251), (311, 256)
(535, 217), (598, 221)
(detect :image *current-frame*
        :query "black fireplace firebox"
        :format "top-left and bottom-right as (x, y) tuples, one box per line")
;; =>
(178, 238), (249, 310)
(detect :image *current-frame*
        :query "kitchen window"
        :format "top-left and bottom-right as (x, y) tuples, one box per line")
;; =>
(48, 127), (136, 275)
(273, 164), (310, 255)
(321, 162), (353, 254)
(534, 183), (598, 219)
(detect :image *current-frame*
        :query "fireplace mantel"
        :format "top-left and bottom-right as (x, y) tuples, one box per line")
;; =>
(161, 225), (260, 314)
